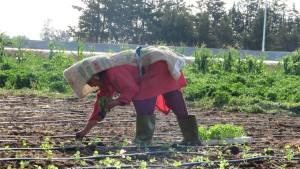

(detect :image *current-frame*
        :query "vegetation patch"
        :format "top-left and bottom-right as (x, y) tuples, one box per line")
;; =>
(198, 124), (245, 141)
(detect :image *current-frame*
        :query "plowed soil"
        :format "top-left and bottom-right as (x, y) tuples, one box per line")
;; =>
(0, 95), (300, 168)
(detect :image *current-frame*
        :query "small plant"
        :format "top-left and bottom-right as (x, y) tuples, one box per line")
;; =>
(34, 165), (42, 169)
(22, 139), (28, 147)
(98, 96), (110, 118)
(93, 150), (99, 156)
(263, 147), (273, 155)
(19, 161), (29, 169)
(149, 157), (156, 163)
(188, 156), (204, 163)
(172, 160), (182, 167)
(15, 150), (22, 158)
(139, 160), (147, 169)
(46, 150), (53, 160)
(284, 145), (295, 161)
(125, 156), (132, 161)
(73, 150), (81, 163)
(218, 151), (229, 169)
(47, 164), (58, 169)
(5, 145), (11, 150)
(59, 142), (65, 151)
(40, 137), (52, 150)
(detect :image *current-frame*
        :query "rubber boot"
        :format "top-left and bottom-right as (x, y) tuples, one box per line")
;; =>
(175, 115), (201, 146)
(132, 114), (156, 146)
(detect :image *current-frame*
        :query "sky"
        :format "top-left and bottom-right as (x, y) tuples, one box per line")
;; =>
(0, 0), (299, 40)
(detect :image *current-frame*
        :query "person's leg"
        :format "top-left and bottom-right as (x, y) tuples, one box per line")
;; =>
(162, 90), (189, 120)
(132, 97), (157, 145)
(133, 97), (157, 116)
(163, 90), (201, 145)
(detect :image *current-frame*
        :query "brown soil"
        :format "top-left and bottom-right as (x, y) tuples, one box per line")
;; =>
(0, 95), (299, 168)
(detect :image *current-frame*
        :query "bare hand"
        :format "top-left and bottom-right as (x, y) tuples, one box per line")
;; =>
(105, 99), (120, 110)
(75, 130), (88, 140)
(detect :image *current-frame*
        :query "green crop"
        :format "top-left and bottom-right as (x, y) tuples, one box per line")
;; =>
(198, 124), (244, 141)
(98, 96), (110, 118)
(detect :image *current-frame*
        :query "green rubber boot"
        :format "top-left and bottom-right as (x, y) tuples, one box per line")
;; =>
(132, 114), (156, 146)
(175, 115), (201, 146)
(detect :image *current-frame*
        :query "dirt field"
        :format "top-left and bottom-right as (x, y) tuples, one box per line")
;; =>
(0, 95), (300, 168)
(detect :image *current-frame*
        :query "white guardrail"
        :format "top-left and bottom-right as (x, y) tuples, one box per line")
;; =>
(4, 47), (280, 65)
(5, 48), (279, 65)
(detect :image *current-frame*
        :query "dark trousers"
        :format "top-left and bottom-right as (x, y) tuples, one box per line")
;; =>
(132, 90), (189, 120)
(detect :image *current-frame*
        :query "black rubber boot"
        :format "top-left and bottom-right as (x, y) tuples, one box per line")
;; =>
(132, 114), (156, 146)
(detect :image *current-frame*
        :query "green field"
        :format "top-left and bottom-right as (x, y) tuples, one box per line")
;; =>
(1, 43), (300, 116)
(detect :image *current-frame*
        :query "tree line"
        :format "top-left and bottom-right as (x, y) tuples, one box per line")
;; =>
(60, 0), (300, 51)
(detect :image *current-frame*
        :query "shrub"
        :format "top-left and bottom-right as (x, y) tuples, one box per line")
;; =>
(213, 91), (231, 107)
(49, 81), (67, 93)
(14, 71), (36, 89)
(266, 92), (278, 101)
(0, 72), (8, 87)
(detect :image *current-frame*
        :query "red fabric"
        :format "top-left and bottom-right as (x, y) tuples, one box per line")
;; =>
(155, 95), (170, 115)
(88, 61), (187, 121)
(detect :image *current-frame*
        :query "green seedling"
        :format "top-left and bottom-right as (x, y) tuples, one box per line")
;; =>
(98, 96), (110, 118)
(139, 160), (147, 169)
(19, 161), (29, 169)
(163, 158), (170, 165)
(189, 156), (204, 163)
(149, 157), (156, 163)
(47, 164), (58, 169)
(264, 147), (273, 155)
(172, 160), (182, 167)
(93, 150), (99, 156)
(73, 150), (81, 163)
(59, 142), (65, 151)
(34, 165), (42, 169)
(284, 145), (295, 161)
(40, 137), (52, 150)
(5, 145), (11, 150)
(22, 139), (27, 147)
(46, 150), (53, 160)
(125, 156), (132, 161)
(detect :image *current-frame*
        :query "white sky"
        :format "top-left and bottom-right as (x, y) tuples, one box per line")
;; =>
(0, 0), (299, 40)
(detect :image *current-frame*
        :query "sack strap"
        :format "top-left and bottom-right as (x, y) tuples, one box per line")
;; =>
(135, 46), (144, 76)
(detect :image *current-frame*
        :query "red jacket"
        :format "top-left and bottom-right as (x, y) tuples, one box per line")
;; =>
(89, 61), (187, 121)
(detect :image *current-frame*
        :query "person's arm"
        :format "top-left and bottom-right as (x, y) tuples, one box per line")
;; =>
(88, 86), (115, 121)
(75, 119), (98, 138)
(75, 86), (114, 138)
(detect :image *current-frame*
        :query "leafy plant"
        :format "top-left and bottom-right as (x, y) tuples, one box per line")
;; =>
(198, 124), (244, 141)
(193, 44), (212, 73)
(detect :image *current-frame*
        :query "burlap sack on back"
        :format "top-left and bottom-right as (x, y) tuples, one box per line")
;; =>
(63, 46), (186, 98)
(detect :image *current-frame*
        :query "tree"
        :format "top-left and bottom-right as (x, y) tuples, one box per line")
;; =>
(194, 12), (210, 46)
(40, 19), (71, 42)
(154, 1), (195, 45)
(228, 2), (245, 48)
